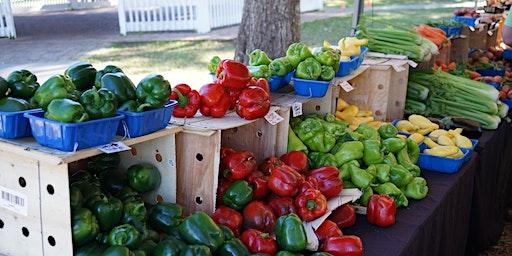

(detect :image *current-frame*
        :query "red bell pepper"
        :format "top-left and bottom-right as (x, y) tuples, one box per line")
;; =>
(367, 194), (396, 227)
(199, 82), (230, 118)
(300, 176), (319, 194)
(169, 83), (201, 118)
(250, 78), (270, 95)
(211, 206), (243, 236)
(243, 201), (276, 233)
(220, 146), (236, 160)
(216, 178), (233, 206)
(308, 166), (343, 199)
(258, 157), (284, 176)
(315, 220), (343, 243)
(321, 236), (363, 256)
(280, 151), (309, 174)
(216, 60), (252, 90)
(226, 88), (242, 110)
(246, 171), (269, 200)
(221, 150), (257, 181)
(295, 188), (328, 221)
(328, 204), (356, 229)
(268, 165), (303, 197)
(267, 197), (297, 217)
(235, 85), (271, 120)
(240, 229), (278, 255)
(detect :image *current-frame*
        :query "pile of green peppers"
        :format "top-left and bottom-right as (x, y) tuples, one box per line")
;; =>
(290, 43), (341, 81)
(0, 70), (39, 112)
(288, 117), (429, 208)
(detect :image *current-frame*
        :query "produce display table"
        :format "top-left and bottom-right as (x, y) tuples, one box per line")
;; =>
(345, 155), (478, 256)
(467, 122), (512, 255)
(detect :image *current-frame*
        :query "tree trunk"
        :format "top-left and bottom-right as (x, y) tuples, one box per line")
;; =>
(235, 0), (300, 64)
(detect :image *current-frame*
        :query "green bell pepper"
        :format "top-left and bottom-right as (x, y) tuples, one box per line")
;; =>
(74, 242), (108, 256)
(127, 163), (161, 193)
(374, 182), (409, 207)
(70, 186), (84, 212)
(137, 239), (158, 255)
(295, 57), (322, 80)
(100, 72), (136, 104)
(223, 180), (253, 210)
(102, 245), (131, 256)
(286, 43), (313, 68)
(117, 186), (141, 203)
(217, 238), (250, 256)
(334, 141), (364, 166)
(89, 194), (123, 232)
(74, 181), (103, 204)
(343, 180), (356, 189)
(287, 127), (308, 154)
(270, 57), (293, 76)
(276, 252), (302, 256)
(324, 112), (348, 126)
(44, 99), (89, 123)
(135, 74), (171, 112)
(95, 65), (124, 89)
(248, 49), (271, 66)
(294, 117), (336, 153)
(275, 213), (307, 252)
(68, 89), (83, 102)
(366, 164), (377, 177)
(65, 62), (97, 91)
(403, 177), (428, 200)
(0, 77), (9, 98)
(123, 198), (147, 224)
(108, 224), (141, 249)
(389, 164), (413, 188)
(340, 160), (359, 180)
(397, 146), (421, 177)
(382, 138), (406, 154)
(73, 208), (100, 246)
(319, 65), (335, 81)
(152, 237), (187, 256)
(320, 114), (347, 137)
(88, 153), (121, 173)
(33, 74), (76, 109)
(308, 152), (338, 169)
(406, 138), (420, 164)
(312, 47), (340, 69)
(80, 87), (117, 119)
(0, 97), (30, 112)
(248, 65), (271, 80)
(178, 211), (225, 251)
(149, 202), (183, 235)
(355, 124), (380, 141)
(7, 69), (39, 99)
(180, 245), (212, 256)
(363, 139), (384, 165)
(384, 152), (398, 165)
(219, 225), (234, 240)
(118, 100), (139, 112)
(348, 165), (374, 189)
(359, 186), (373, 206)
(374, 164), (391, 183)
(378, 123), (398, 139)
(208, 56), (221, 74)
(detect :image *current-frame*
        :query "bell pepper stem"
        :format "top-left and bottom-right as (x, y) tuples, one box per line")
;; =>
(306, 200), (317, 210)
(174, 89), (189, 108)
(136, 103), (152, 112)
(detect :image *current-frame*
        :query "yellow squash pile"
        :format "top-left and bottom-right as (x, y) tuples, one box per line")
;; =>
(335, 99), (382, 130)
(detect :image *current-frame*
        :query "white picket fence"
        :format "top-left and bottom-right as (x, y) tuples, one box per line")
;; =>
(0, 0), (16, 38)
(118, 0), (324, 35)
(10, 0), (113, 13)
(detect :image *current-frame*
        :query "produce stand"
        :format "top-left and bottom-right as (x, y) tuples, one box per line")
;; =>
(0, 126), (181, 255)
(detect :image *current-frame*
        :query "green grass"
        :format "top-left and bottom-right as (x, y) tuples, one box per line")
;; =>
(83, 7), (457, 77)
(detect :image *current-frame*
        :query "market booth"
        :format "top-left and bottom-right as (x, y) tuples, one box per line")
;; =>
(1, 2), (512, 256)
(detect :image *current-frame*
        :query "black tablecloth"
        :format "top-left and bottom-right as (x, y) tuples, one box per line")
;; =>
(345, 155), (478, 256)
(466, 122), (512, 255)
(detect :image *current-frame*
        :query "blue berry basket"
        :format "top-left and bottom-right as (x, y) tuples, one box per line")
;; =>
(417, 147), (469, 174)
(452, 16), (478, 27)
(292, 75), (330, 98)
(419, 139), (478, 162)
(336, 46), (368, 77)
(283, 71), (294, 85)
(24, 111), (124, 152)
(437, 25), (463, 37)
(117, 101), (177, 138)
(0, 109), (41, 139)
(269, 76), (283, 92)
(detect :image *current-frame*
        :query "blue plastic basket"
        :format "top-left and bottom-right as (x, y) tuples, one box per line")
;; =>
(292, 76), (330, 98)
(269, 76), (283, 92)
(24, 111), (124, 152)
(437, 25), (463, 37)
(418, 148), (469, 174)
(117, 101), (177, 138)
(503, 49), (512, 60)
(391, 119), (412, 136)
(476, 68), (505, 77)
(336, 58), (357, 77)
(283, 71), (294, 86)
(453, 16), (478, 27)
(0, 109), (41, 139)
(356, 46), (369, 68)
(502, 99), (512, 109)
(463, 139), (478, 162)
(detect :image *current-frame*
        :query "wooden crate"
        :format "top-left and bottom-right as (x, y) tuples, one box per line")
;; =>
(434, 45), (451, 65)
(468, 25), (488, 50)
(0, 127), (181, 255)
(341, 58), (410, 121)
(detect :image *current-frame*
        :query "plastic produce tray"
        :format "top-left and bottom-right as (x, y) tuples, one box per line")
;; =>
(417, 147), (469, 174)
(452, 16), (478, 27)
(476, 68), (505, 77)
(292, 76), (330, 98)
(117, 101), (177, 138)
(25, 111), (124, 152)
(336, 46), (368, 77)
(0, 109), (41, 139)
(437, 25), (463, 37)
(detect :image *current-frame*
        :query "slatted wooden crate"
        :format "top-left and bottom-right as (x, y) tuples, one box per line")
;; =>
(0, 127), (181, 256)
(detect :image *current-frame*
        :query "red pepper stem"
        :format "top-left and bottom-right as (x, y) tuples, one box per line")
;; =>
(174, 89), (189, 108)
(260, 233), (270, 239)
(306, 200), (317, 210)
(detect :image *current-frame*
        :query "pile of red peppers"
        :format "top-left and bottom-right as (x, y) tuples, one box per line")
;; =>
(212, 147), (371, 255)
(169, 59), (271, 120)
